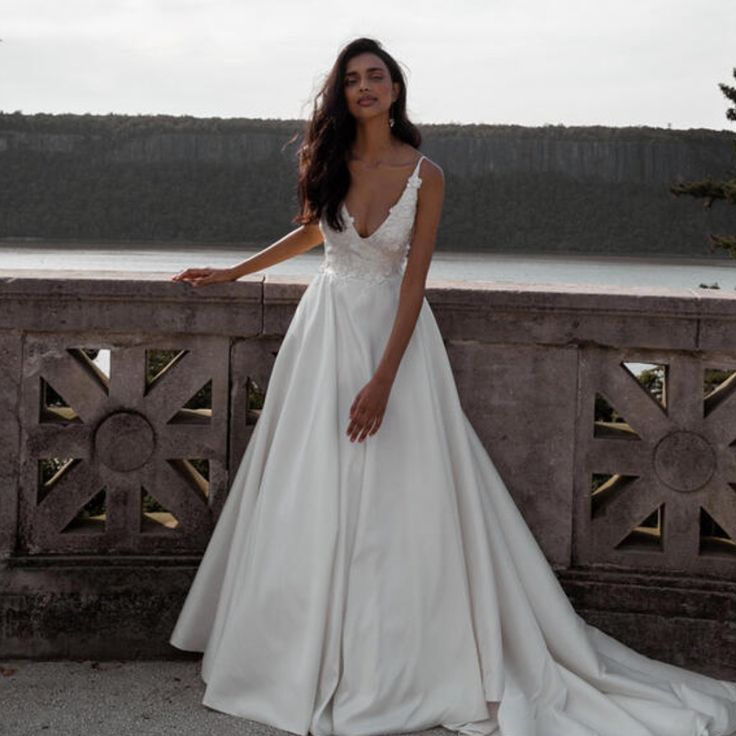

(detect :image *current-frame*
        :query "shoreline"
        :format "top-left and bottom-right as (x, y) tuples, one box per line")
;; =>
(0, 237), (733, 266)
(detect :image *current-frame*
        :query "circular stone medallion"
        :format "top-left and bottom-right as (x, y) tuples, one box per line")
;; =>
(653, 430), (716, 492)
(94, 410), (155, 472)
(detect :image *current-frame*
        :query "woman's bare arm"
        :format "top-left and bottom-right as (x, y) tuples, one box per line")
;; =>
(227, 223), (324, 279)
(171, 222), (324, 285)
(345, 159), (445, 443)
(374, 159), (445, 384)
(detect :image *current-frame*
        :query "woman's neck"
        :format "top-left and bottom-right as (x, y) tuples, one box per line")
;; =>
(349, 123), (399, 167)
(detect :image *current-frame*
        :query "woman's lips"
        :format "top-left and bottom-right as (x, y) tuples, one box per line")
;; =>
(358, 98), (376, 106)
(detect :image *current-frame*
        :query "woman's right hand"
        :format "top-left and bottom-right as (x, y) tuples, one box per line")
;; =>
(170, 266), (236, 287)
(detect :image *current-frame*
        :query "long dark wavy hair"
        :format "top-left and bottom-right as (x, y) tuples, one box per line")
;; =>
(289, 37), (422, 233)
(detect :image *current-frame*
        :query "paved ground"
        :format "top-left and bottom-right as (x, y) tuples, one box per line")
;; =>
(0, 658), (449, 736)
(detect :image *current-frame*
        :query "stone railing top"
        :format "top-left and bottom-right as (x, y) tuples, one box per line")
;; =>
(2, 267), (736, 304)
(1, 269), (735, 350)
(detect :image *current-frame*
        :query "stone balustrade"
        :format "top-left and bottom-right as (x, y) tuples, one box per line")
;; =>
(0, 270), (735, 677)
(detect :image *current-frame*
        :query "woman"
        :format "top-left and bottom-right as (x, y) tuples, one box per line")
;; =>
(168, 37), (736, 736)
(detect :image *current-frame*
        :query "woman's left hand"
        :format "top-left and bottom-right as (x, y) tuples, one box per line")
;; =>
(347, 374), (393, 443)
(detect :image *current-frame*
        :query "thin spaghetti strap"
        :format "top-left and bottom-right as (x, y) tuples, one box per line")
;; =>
(412, 154), (426, 180)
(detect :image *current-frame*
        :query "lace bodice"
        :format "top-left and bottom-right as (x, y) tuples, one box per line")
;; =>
(318, 154), (426, 283)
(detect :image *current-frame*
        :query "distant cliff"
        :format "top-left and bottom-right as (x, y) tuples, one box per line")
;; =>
(1, 111), (735, 257)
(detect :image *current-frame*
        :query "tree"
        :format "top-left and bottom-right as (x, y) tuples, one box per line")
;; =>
(669, 67), (736, 257)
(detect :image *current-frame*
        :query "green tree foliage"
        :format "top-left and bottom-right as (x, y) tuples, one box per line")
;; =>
(670, 67), (736, 257)
(0, 111), (304, 244)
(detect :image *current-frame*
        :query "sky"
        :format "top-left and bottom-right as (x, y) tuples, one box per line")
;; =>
(1, 0), (735, 131)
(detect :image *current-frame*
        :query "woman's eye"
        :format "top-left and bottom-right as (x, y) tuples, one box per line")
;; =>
(346, 75), (383, 85)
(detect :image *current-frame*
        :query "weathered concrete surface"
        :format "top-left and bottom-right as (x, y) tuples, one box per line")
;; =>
(1, 270), (735, 672)
(561, 568), (736, 679)
(0, 334), (22, 559)
(0, 269), (263, 336)
(0, 562), (199, 659)
(449, 341), (578, 566)
(1, 657), (449, 736)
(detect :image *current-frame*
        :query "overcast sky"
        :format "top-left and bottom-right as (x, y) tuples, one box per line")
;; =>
(2, 0), (735, 131)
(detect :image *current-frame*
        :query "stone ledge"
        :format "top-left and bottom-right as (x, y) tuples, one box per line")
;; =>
(3, 269), (736, 314)
(3, 562), (735, 675)
(2, 271), (736, 349)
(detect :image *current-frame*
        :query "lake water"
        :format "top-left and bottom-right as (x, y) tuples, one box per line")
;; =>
(1, 242), (736, 291)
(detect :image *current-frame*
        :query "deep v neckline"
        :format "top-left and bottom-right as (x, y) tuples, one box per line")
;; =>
(343, 154), (425, 240)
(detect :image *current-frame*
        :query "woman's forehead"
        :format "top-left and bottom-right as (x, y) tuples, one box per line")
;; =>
(345, 53), (386, 74)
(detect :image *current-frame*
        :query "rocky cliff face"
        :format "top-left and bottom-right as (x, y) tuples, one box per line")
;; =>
(1, 114), (734, 256)
(436, 128), (733, 183)
(2, 124), (731, 181)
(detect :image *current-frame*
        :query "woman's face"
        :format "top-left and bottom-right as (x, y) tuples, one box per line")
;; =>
(343, 52), (398, 123)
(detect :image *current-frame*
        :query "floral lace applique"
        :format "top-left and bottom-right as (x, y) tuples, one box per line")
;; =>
(318, 156), (425, 284)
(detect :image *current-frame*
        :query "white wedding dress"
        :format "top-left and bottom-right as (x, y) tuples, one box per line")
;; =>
(169, 154), (736, 736)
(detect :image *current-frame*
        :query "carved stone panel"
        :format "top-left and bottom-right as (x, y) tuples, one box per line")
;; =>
(17, 334), (230, 555)
(228, 335), (282, 498)
(574, 346), (736, 576)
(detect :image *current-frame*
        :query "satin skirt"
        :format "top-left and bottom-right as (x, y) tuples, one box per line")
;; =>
(170, 270), (736, 736)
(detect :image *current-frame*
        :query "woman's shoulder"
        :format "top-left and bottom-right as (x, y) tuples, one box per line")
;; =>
(410, 148), (443, 185)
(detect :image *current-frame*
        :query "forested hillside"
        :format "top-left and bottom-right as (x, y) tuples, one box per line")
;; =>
(1, 111), (734, 256)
